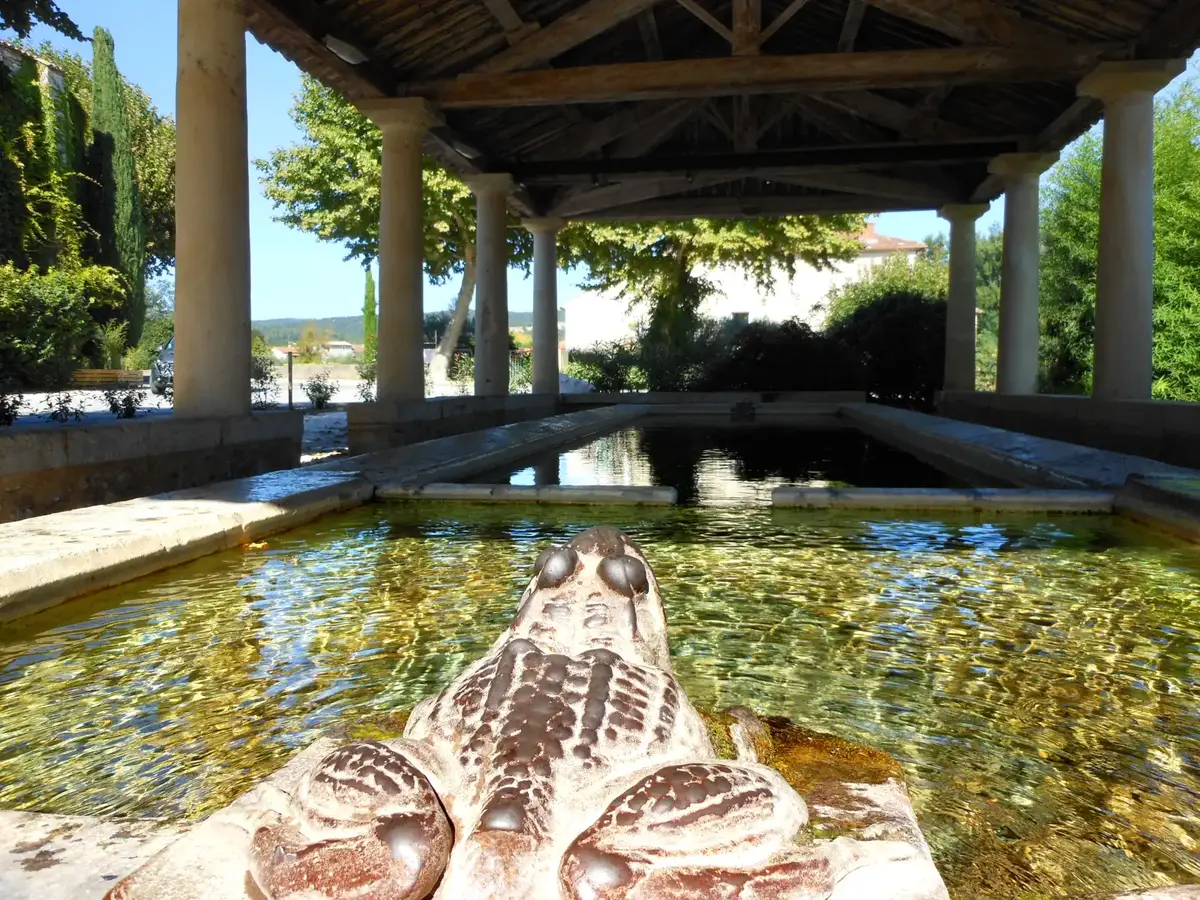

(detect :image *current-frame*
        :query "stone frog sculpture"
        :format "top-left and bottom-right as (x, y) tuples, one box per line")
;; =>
(109, 526), (947, 900)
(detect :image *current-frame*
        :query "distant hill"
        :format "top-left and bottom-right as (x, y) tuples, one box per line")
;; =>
(253, 312), (535, 346)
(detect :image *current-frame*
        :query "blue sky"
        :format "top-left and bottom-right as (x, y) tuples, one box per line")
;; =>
(7, 3), (1191, 320)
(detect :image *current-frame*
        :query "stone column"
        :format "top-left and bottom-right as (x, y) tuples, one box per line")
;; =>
(988, 153), (1058, 395)
(938, 203), (990, 393)
(175, 0), (250, 418)
(1079, 60), (1185, 401)
(524, 218), (564, 395)
(467, 174), (514, 397)
(358, 99), (440, 405)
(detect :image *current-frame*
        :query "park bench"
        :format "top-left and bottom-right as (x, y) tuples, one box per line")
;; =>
(68, 369), (145, 389)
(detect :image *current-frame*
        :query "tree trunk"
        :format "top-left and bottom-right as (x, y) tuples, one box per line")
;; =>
(429, 240), (476, 389)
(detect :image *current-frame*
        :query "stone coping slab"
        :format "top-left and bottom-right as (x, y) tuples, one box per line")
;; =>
(0, 811), (187, 900)
(0, 407), (642, 622)
(1115, 476), (1200, 542)
(773, 486), (1115, 512)
(314, 404), (645, 486)
(379, 483), (678, 505)
(841, 404), (1197, 490)
(0, 469), (375, 622)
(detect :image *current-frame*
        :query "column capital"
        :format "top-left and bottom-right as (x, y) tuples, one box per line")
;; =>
(938, 203), (990, 224)
(988, 152), (1059, 180)
(523, 217), (564, 235)
(465, 173), (515, 197)
(356, 98), (442, 133)
(1079, 59), (1186, 101)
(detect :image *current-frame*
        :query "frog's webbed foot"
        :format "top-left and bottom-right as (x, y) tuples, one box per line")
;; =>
(560, 761), (916, 899)
(249, 740), (451, 900)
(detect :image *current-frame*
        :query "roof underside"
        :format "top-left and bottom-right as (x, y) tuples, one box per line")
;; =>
(247, 0), (1200, 219)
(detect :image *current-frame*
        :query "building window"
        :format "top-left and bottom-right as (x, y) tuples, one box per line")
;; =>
(731, 312), (750, 327)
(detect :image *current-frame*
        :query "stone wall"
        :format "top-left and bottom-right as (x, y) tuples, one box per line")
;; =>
(939, 391), (1200, 469)
(347, 395), (558, 455)
(0, 412), (303, 522)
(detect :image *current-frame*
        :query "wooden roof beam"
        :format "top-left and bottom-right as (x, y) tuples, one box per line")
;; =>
(550, 173), (741, 217)
(638, 10), (664, 60)
(733, 0), (762, 56)
(480, 0), (540, 44)
(676, 0), (734, 43)
(820, 89), (977, 141)
(414, 44), (1124, 108)
(769, 170), (954, 203)
(838, 0), (868, 53)
(530, 100), (688, 160)
(513, 139), (1018, 181)
(760, 0), (816, 47)
(475, 0), (667, 74)
(860, 0), (1067, 49)
(575, 193), (925, 220)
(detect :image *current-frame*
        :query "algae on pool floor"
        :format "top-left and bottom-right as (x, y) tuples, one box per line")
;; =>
(0, 504), (1197, 898)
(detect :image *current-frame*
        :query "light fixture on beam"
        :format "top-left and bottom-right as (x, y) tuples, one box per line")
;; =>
(323, 34), (368, 65)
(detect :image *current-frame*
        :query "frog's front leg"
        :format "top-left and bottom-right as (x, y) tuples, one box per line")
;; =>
(249, 740), (452, 900)
(560, 761), (916, 900)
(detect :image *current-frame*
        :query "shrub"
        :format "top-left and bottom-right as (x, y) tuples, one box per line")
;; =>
(696, 319), (866, 392)
(355, 357), (376, 403)
(97, 319), (127, 368)
(567, 342), (644, 393)
(124, 314), (173, 370)
(103, 386), (143, 419)
(823, 253), (948, 328)
(251, 330), (279, 408)
(303, 370), (336, 409)
(0, 263), (124, 389)
(826, 291), (947, 410)
(45, 391), (83, 422)
(0, 389), (23, 425)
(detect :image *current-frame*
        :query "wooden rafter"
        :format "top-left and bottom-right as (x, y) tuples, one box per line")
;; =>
(415, 45), (1120, 108)
(608, 100), (706, 157)
(790, 96), (892, 143)
(819, 89), (978, 141)
(514, 139), (1018, 181)
(475, 0), (665, 74)
(530, 100), (683, 160)
(550, 173), (740, 217)
(733, 0), (762, 56)
(578, 193), (925, 220)
(733, 95), (757, 152)
(760, 0), (816, 46)
(245, 0), (547, 213)
(838, 0), (868, 52)
(481, 0), (527, 36)
(675, 0), (734, 44)
(770, 170), (953, 203)
(860, 0), (1066, 49)
(637, 10), (664, 60)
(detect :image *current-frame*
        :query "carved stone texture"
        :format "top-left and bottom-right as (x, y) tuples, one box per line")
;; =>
(107, 526), (949, 900)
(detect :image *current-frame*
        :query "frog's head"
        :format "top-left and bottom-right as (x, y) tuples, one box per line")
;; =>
(509, 526), (672, 671)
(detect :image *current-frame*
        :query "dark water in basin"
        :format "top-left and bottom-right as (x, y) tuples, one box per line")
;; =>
(471, 424), (966, 504)
(1, 504), (1197, 898)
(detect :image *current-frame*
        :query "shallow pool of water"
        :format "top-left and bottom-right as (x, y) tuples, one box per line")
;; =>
(1, 504), (1198, 897)
(472, 424), (965, 504)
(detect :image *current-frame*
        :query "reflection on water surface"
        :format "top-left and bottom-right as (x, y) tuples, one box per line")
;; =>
(474, 424), (964, 504)
(1, 504), (1198, 898)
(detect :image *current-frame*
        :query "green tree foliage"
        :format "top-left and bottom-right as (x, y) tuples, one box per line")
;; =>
(256, 76), (520, 381)
(0, 0), (82, 40)
(295, 323), (327, 363)
(827, 293), (947, 409)
(1041, 73), (1200, 400)
(87, 27), (146, 345)
(362, 267), (377, 364)
(823, 252), (948, 327)
(21, 40), (175, 275)
(0, 262), (124, 387)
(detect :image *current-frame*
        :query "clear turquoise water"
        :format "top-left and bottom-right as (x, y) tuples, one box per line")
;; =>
(0, 504), (1197, 898)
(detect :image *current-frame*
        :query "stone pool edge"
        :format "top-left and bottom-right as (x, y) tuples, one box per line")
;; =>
(0, 406), (644, 622)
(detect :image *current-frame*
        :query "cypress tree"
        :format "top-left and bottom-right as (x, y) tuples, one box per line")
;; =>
(363, 266), (378, 363)
(88, 27), (145, 345)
